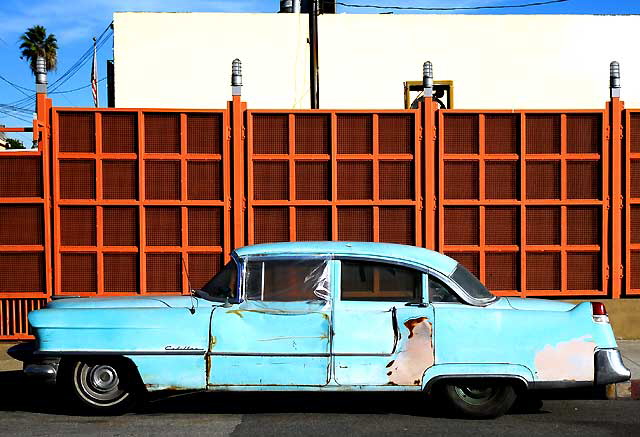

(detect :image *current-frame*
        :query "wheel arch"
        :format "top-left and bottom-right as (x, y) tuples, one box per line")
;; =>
(421, 363), (534, 393)
(424, 374), (528, 394)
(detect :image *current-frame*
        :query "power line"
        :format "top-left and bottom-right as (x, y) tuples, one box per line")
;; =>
(49, 23), (113, 92)
(50, 22), (112, 88)
(0, 74), (34, 97)
(0, 103), (33, 114)
(0, 21), (113, 112)
(335, 0), (568, 12)
(0, 108), (32, 124)
(51, 77), (106, 94)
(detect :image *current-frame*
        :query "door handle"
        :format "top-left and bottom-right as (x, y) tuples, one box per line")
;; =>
(405, 302), (427, 307)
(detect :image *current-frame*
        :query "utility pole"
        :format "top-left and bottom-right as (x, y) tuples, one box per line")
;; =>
(309, 0), (319, 109)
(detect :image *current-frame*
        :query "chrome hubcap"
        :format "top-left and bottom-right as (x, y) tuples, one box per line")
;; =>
(75, 362), (128, 405)
(90, 365), (119, 392)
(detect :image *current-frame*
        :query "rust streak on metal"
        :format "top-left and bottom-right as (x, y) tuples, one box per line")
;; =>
(226, 310), (244, 318)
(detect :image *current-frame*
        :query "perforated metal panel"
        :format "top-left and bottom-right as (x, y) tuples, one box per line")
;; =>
(102, 113), (137, 153)
(439, 110), (608, 297)
(0, 157), (42, 198)
(52, 108), (230, 297)
(59, 112), (95, 153)
(103, 160), (137, 199)
(246, 110), (421, 246)
(0, 205), (43, 246)
(0, 112), (51, 338)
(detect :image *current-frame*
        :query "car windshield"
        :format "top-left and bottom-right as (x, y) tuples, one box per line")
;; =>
(450, 263), (495, 301)
(196, 261), (238, 302)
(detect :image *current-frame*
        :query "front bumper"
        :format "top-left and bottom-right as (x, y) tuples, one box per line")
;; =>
(8, 342), (59, 384)
(595, 348), (631, 385)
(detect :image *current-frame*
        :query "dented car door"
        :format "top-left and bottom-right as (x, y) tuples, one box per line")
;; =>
(332, 259), (435, 387)
(208, 257), (332, 387)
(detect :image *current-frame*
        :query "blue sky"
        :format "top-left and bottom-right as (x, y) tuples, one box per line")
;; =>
(1, 0), (640, 134)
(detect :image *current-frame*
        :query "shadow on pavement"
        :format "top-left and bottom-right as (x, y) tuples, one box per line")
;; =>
(0, 369), (603, 417)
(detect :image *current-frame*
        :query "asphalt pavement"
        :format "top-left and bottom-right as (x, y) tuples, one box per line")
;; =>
(0, 384), (638, 436)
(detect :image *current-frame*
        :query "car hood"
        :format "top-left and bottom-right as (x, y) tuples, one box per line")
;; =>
(503, 297), (575, 312)
(45, 295), (196, 309)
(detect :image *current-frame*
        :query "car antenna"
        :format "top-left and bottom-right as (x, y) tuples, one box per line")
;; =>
(180, 256), (197, 315)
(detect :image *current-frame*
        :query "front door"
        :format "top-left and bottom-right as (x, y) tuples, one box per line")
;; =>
(208, 257), (332, 387)
(332, 259), (435, 387)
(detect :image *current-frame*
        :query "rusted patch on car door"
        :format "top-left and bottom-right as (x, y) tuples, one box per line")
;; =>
(387, 317), (434, 386)
(404, 317), (429, 338)
(534, 335), (596, 381)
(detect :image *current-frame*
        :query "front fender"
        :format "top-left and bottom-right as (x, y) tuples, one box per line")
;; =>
(29, 307), (212, 354)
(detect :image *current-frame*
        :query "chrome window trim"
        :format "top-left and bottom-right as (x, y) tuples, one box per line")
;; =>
(233, 252), (495, 307)
(426, 268), (494, 307)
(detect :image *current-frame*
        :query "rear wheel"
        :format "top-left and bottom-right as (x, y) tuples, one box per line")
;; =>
(64, 358), (141, 414)
(439, 379), (517, 419)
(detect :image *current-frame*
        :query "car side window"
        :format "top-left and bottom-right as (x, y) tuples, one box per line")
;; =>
(244, 258), (330, 302)
(340, 260), (421, 302)
(429, 274), (463, 303)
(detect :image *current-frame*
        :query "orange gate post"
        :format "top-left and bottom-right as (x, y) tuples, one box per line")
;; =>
(609, 61), (624, 298)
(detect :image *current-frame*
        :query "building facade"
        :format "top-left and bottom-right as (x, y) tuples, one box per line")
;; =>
(113, 12), (640, 110)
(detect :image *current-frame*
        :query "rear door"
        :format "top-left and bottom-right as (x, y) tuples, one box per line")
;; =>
(332, 259), (435, 387)
(208, 256), (332, 387)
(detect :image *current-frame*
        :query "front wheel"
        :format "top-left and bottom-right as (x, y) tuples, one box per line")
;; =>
(439, 379), (517, 419)
(64, 358), (141, 414)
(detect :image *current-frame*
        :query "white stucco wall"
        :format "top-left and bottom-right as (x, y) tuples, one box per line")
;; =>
(114, 12), (640, 110)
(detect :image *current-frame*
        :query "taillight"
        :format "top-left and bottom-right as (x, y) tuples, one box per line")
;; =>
(592, 302), (609, 323)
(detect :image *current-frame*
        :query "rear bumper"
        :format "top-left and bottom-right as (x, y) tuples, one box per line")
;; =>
(595, 348), (631, 385)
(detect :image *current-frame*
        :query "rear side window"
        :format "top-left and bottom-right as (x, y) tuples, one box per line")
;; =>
(451, 264), (495, 301)
(340, 260), (421, 302)
(429, 275), (463, 303)
(244, 258), (330, 302)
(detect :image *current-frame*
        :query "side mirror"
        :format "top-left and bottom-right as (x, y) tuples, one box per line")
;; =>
(222, 297), (232, 308)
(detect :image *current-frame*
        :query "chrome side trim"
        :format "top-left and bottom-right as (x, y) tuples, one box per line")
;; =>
(34, 350), (206, 356)
(528, 380), (593, 390)
(595, 348), (631, 385)
(208, 352), (330, 357)
(333, 353), (394, 357)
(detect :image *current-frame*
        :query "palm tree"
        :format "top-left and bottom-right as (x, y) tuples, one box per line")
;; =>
(19, 25), (58, 75)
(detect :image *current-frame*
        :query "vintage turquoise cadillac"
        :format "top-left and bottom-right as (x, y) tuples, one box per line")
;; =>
(9, 242), (631, 417)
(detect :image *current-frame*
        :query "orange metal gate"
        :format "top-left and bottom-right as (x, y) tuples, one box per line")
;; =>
(3, 94), (640, 341)
(436, 110), (609, 298)
(245, 110), (423, 246)
(0, 97), (52, 339)
(51, 108), (232, 296)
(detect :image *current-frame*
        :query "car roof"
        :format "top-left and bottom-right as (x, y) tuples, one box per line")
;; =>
(234, 242), (458, 276)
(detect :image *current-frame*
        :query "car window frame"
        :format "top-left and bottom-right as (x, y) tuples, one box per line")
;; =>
(239, 254), (332, 303)
(337, 257), (425, 303)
